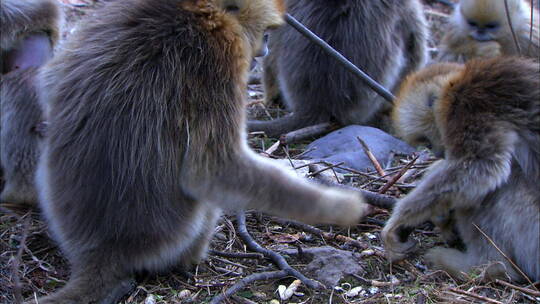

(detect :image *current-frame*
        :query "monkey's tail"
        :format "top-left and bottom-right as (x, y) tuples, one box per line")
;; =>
(247, 112), (325, 138)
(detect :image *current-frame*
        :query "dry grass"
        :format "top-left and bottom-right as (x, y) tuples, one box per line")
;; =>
(1, 1), (539, 303)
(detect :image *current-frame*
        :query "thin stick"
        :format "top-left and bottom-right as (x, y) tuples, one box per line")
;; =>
(357, 137), (386, 177)
(279, 122), (336, 145)
(378, 154), (419, 194)
(209, 270), (288, 304)
(306, 162), (344, 178)
(447, 287), (503, 304)
(12, 215), (31, 304)
(473, 223), (536, 288)
(528, 0), (535, 54)
(285, 14), (395, 104)
(504, 0), (522, 55)
(235, 212), (324, 290)
(495, 279), (540, 297)
(209, 250), (264, 260)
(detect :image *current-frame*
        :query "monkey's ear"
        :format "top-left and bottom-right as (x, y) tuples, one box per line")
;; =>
(220, 0), (246, 13)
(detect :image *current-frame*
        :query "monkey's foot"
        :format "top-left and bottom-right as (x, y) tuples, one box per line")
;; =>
(27, 278), (136, 304)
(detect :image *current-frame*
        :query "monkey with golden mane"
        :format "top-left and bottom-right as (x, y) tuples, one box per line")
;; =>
(384, 57), (540, 282)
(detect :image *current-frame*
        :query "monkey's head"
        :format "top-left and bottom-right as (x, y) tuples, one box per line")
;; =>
(392, 63), (464, 157)
(457, 0), (523, 42)
(218, 0), (285, 57)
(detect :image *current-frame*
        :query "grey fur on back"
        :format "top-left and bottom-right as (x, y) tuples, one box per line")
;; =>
(249, 0), (428, 137)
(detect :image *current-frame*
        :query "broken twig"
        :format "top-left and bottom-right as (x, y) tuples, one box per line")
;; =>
(378, 154), (419, 194)
(357, 137), (386, 177)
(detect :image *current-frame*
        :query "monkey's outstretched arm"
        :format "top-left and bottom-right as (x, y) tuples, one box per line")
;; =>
(382, 130), (517, 261)
(203, 151), (371, 226)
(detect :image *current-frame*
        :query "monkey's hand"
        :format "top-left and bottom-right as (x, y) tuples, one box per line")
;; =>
(381, 221), (417, 262)
(312, 188), (373, 226)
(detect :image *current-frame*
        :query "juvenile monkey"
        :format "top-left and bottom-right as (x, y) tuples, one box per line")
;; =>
(0, 0), (60, 207)
(383, 57), (540, 282)
(392, 62), (465, 248)
(248, 0), (429, 138)
(437, 0), (540, 62)
(33, 0), (371, 303)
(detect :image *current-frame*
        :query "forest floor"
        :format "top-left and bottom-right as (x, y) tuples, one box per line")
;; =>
(1, 1), (539, 303)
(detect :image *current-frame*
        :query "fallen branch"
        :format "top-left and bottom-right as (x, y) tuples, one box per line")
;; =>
(495, 279), (540, 297)
(446, 287), (503, 304)
(209, 270), (288, 304)
(279, 122), (337, 145)
(235, 212), (324, 290)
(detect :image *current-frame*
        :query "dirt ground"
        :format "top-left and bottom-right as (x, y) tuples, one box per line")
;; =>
(1, 1), (539, 303)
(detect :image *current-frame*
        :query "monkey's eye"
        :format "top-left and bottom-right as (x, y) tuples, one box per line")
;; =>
(485, 22), (499, 29)
(415, 136), (431, 149)
(467, 20), (478, 27)
(225, 4), (240, 12)
(222, 0), (243, 13)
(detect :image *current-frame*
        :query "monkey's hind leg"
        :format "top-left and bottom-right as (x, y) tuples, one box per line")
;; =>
(179, 208), (221, 267)
(424, 247), (477, 281)
(29, 260), (135, 304)
(424, 247), (521, 282)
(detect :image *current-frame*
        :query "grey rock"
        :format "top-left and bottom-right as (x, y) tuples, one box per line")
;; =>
(301, 125), (414, 172)
(281, 246), (364, 287)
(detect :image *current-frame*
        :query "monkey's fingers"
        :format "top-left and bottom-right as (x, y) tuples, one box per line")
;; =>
(381, 225), (418, 262)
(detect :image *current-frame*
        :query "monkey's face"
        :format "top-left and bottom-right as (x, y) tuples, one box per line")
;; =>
(459, 0), (519, 42)
(2, 32), (54, 74)
(393, 85), (443, 154)
(219, 0), (284, 57)
(462, 15), (502, 42)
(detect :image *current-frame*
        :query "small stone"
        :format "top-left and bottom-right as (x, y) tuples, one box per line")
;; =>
(301, 126), (415, 173)
(144, 294), (156, 304)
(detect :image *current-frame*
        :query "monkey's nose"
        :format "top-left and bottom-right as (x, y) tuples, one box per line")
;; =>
(470, 31), (493, 42)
